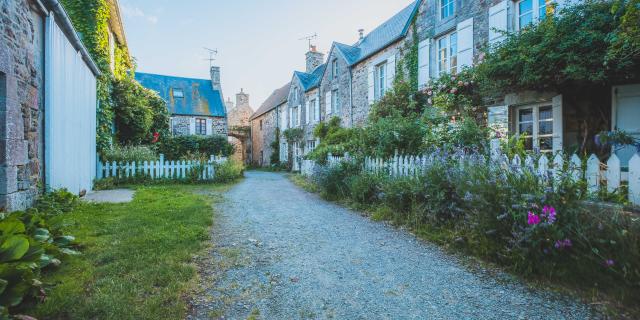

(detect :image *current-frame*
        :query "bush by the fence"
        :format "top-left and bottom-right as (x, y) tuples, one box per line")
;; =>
(309, 155), (640, 306)
(158, 135), (234, 160)
(101, 145), (158, 163)
(213, 160), (245, 183)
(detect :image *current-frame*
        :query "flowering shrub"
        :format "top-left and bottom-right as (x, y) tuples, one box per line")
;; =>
(424, 68), (482, 114)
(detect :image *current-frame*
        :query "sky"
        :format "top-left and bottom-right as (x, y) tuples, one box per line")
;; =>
(119, 0), (415, 111)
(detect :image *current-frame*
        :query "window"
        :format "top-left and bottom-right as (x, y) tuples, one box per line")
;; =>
(517, 0), (552, 29)
(517, 105), (554, 152)
(293, 87), (299, 103)
(332, 59), (338, 79)
(437, 32), (458, 75)
(259, 119), (263, 131)
(331, 90), (340, 114)
(195, 118), (207, 135)
(440, 0), (455, 19)
(292, 106), (299, 127)
(310, 99), (317, 122)
(173, 88), (184, 99)
(375, 62), (387, 100)
(307, 140), (316, 154)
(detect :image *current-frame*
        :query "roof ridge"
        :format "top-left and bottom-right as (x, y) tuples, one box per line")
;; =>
(136, 72), (213, 83)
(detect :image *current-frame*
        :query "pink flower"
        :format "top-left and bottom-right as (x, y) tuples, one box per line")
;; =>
(542, 206), (557, 224)
(527, 212), (541, 225)
(464, 81), (470, 87)
(604, 259), (615, 267)
(458, 80), (464, 87)
(450, 88), (458, 94)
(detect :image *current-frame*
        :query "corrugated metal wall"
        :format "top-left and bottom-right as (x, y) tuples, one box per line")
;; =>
(44, 14), (97, 194)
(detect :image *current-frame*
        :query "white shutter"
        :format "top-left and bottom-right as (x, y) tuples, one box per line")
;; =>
(489, 1), (508, 46)
(189, 118), (196, 135)
(326, 91), (332, 117)
(304, 100), (308, 124)
(418, 39), (430, 89)
(297, 105), (302, 127)
(289, 107), (293, 128)
(315, 94), (320, 122)
(552, 95), (563, 153)
(368, 65), (375, 105)
(457, 17), (474, 69)
(386, 55), (396, 91)
(206, 118), (213, 135)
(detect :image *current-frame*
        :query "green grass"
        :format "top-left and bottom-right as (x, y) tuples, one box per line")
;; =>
(22, 184), (231, 320)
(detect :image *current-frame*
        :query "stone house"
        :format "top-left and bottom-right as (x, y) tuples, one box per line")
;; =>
(135, 67), (228, 137)
(250, 83), (290, 167)
(284, 46), (325, 169)
(412, 0), (638, 166)
(227, 89), (254, 163)
(1, 0), (101, 211)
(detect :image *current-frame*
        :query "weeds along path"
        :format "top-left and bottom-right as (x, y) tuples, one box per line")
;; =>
(188, 171), (599, 320)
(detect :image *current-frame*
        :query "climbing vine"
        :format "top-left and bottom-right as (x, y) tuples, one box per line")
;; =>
(61, 0), (134, 153)
(395, 16), (420, 90)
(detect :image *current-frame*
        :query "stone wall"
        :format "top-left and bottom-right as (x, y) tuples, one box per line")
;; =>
(0, 0), (45, 211)
(227, 90), (253, 163)
(251, 108), (279, 167)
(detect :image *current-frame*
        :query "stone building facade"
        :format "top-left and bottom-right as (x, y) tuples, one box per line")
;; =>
(0, 0), (45, 211)
(227, 89), (254, 163)
(250, 83), (289, 167)
(136, 67), (228, 139)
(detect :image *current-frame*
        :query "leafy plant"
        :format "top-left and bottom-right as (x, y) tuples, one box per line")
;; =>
(158, 135), (234, 160)
(101, 144), (158, 163)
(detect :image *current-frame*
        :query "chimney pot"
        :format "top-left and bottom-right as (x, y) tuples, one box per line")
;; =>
(358, 29), (365, 40)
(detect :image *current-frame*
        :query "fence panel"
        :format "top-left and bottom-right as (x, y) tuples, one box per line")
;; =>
(96, 154), (227, 182)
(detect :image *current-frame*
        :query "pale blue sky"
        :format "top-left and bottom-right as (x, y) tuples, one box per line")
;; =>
(119, 0), (415, 110)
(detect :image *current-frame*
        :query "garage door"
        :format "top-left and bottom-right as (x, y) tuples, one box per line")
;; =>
(614, 84), (640, 167)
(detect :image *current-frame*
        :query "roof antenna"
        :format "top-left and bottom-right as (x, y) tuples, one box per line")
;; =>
(203, 47), (218, 68)
(298, 33), (318, 51)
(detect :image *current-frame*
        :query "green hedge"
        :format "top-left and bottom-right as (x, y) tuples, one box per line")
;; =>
(157, 135), (234, 160)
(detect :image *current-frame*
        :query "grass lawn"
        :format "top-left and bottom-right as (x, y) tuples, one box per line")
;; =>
(24, 184), (230, 320)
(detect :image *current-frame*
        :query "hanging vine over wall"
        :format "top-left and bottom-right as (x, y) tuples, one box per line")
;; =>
(395, 16), (419, 90)
(61, 0), (133, 153)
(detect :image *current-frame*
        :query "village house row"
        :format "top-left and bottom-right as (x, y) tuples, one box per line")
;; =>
(249, 0), (640, 170)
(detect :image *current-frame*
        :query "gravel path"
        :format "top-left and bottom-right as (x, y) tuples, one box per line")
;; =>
(188, 171), (599, 320)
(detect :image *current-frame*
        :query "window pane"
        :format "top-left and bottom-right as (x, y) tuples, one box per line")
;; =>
(519, 109), (533, 122)
(519, 123), (533, 135)
(539, 106), (552, 120)
(539, 120), (553, 135)
(539, 0), (548, 20)
(438, 37), (448, 73)
(519, 0), (533, 27)
(450, 33), (458, 74)
(523, 137), (534, 151)
(539, 137), (553, 151)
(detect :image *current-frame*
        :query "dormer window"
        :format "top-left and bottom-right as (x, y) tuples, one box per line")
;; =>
(440, 0), (455, 20)
(173, 88), (184, 99)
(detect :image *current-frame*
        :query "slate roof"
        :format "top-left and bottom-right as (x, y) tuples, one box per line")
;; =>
(250, 83), (291, 121)
(135, 72), (227, 117)
(334, 0), (420, 66)
(294, 64), (326, 92)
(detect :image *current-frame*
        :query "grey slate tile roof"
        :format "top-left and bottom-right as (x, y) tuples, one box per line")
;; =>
(250, 83), (291, 121)
(294, 64), (326, 92)
(334, 0), (420, 66)
(135, 72), (227, 117)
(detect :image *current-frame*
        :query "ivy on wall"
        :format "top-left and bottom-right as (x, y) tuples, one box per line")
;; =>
(60, 0), (133, 153)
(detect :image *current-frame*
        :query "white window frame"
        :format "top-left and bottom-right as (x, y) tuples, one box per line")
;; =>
(292, 106), (299, 127)
(516, 0), (551, 30)
(309, 98), (316, 122)
(440, 0), (455, 20)
(437, 31), (458, 75)
(332, 59), (338, 79)
(173, 88), (184, 99)
(516, 103), (554, 153)
(374, 62), (387, 100)
(195, 118), (207, 136)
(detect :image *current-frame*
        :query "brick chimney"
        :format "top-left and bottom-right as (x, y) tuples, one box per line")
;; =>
(305, 46), (324, 73)
(236, 88), (249, 109)
(210, 66), (221, 91)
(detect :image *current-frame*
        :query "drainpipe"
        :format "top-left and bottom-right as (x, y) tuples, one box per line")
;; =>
(349, 67), (354, 128)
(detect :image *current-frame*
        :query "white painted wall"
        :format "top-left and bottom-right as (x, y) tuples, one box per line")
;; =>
(45, 14), (98, 194)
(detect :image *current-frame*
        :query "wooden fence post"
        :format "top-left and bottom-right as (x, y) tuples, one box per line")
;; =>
(586, 154), (600, 193)
(605, 154), (621, 193)
(629, 153), (640, 206)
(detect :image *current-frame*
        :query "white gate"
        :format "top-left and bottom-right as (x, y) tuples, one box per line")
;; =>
(44, 14), (98, 194)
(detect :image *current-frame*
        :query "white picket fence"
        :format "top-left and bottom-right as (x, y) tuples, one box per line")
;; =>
(96, 154), (227, 181)
(324, 150), (640, 206)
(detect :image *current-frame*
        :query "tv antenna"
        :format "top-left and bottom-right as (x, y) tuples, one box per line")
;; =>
(203, 47), (218, 68)
(298, 33), (318, 50)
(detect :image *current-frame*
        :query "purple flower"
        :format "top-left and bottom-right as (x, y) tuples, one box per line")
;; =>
(604, 259), (615, 268)
(542, 206), (557, 224)
(527, 212), (541, 225)
(554, 239), (573, 250)
(594, 134), (602, 147)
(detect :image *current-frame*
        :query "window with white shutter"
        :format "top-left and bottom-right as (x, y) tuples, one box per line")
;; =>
(386, 55), (396, 92)
(418, 39), (430, 89)
(305, 100), (310, 124)
(437, 32), (457, 75)
(314, 95), (320, 122)
(457, 18), (474, 69)
(325, 91), (332, 117)
(489, 1), (508, 45)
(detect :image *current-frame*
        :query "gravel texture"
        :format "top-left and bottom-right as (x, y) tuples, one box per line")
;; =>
(188, 171), (600, 320)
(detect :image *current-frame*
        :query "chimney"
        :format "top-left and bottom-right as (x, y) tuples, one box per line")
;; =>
(305, 46), (325, 73)
(210, 66), (221, 91)
(358, 29), (365, 40)
(236, 88), (250, 109)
